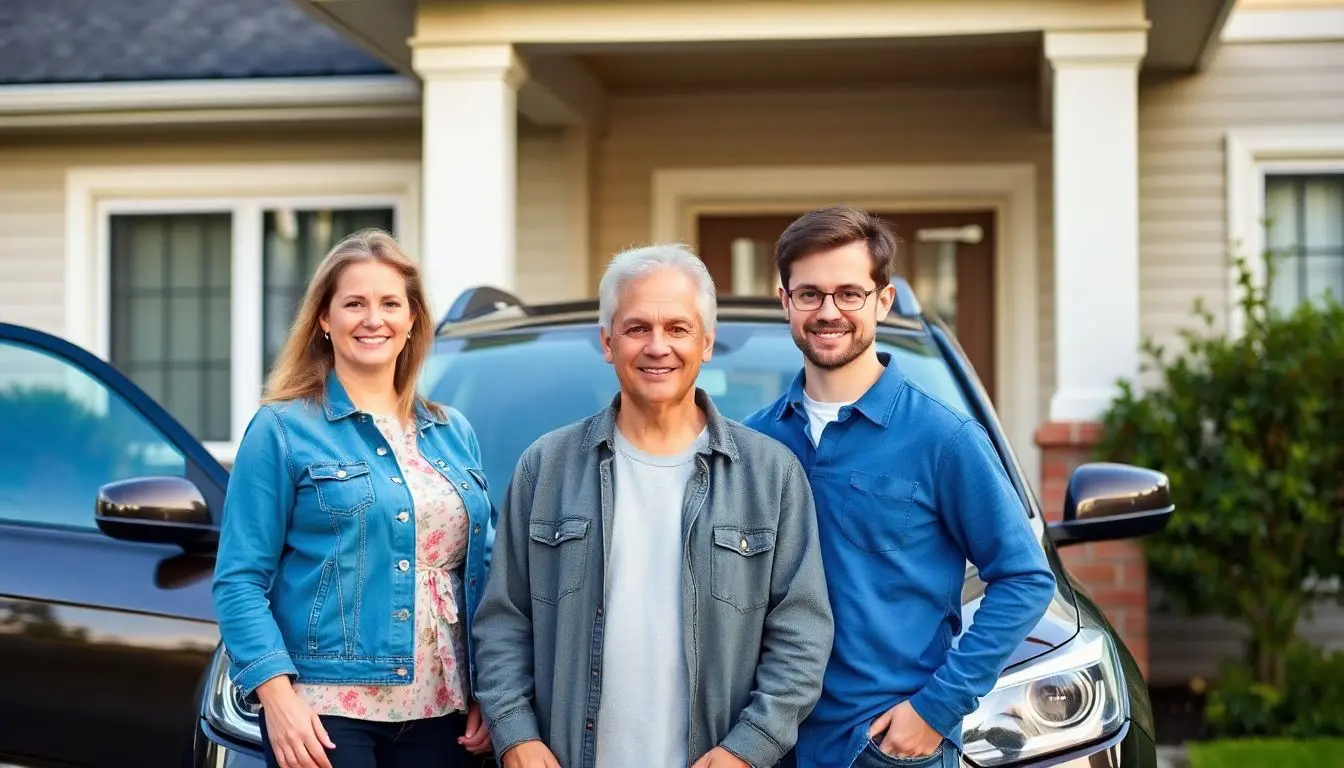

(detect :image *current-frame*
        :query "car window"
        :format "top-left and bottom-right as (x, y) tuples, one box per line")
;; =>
(0, 339), (186, 531)
(421, 321), (971, 507)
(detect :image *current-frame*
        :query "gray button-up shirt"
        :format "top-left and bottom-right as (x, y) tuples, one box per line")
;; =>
(472, 390), (834, 768)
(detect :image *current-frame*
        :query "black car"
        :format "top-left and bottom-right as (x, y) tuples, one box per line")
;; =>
(0, 279), (1171, 768)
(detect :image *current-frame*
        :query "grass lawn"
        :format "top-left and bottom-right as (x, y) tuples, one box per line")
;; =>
(1186, 738), (1344, 768)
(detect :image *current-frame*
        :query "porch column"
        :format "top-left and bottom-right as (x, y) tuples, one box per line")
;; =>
(1040, 29), (1149, 676)
(411, 43), (527, 319)
(1044, 29), (1146, 421)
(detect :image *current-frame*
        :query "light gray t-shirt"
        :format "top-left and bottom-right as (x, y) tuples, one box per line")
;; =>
(593, 427), (707, 767)
(802, 390), (851, 447)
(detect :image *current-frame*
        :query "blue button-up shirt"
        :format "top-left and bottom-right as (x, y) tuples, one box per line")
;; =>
(745, 353), (1055, 766)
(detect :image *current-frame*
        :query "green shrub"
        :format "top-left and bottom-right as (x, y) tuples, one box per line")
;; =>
(1096, 254), (1344, 690)
(1206, 645), (1344, 738)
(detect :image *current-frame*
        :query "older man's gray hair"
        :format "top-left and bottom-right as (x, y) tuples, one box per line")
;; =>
(597, 243), (718, 332)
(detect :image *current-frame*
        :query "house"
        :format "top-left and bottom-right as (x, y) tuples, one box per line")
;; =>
(1, 0), (1341, 712)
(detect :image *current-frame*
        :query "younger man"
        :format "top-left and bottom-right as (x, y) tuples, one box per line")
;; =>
(745, 206), (1055, 767)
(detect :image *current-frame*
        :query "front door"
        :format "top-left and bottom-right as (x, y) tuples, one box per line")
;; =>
(696, 211), (996, 400)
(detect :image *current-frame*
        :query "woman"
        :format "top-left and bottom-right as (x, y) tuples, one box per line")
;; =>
(213, 229), (493, 768)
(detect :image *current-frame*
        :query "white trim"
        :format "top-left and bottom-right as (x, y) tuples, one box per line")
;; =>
(1222, 7), (1344, 43)
(65, 161), (421, 459)
(651, 163), (1041, 490)
(1225, 127), (1344, 335)
(0, 76), (420, 128)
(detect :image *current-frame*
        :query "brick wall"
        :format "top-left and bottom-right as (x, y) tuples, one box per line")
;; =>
(1035, 421), (1150, 676)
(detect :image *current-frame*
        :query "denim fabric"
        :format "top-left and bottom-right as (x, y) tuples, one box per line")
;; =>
(258, 711), (483, 768)
(471, 391), (834, 768)
(850, 740), (959, 768)
(213, 371), (495, 702)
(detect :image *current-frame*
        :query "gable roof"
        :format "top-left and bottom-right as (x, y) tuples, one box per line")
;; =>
(0, 0), (395, 85)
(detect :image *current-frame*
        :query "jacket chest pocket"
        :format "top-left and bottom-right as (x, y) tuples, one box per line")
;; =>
(308, 462), (375, 516)
(528, 518), (590, 606)
(710, 526), (776, 613)
(835, 471), (920, 553)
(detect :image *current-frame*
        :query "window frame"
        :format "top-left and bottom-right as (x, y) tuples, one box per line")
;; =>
(65, 162), (420, 460)
(1225, 128), (1344, 335)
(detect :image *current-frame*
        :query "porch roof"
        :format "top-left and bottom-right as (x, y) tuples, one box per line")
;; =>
(297, 0), (1238, 81)
(0, 0), (393, 85)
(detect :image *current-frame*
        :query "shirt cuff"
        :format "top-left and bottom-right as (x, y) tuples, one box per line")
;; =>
(233, 651), (298, 705)
(907, 686), (963, 742)
(720, 720), (785, 768)
(488, 706), (543, 757)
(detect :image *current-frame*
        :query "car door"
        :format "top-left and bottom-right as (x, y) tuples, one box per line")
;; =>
(0, 323), (228, 768)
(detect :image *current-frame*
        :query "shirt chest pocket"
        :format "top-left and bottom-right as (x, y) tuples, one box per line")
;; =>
(710, 526), (776, 613)
(835, 471), (921, 553)
(308, 461), (375, 516)
(528, 518), (591, 606)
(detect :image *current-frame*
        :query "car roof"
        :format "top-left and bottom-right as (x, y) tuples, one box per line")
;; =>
(433, 283), (931, 339)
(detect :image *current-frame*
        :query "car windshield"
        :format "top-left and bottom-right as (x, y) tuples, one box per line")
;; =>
(421, 320), (972, 507)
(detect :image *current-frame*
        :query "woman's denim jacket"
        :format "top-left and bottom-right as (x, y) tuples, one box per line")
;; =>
(212, 372), (495, 703)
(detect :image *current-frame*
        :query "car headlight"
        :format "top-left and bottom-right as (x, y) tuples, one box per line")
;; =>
(203, 644), (262, 748)
(962, 627), (1127, 766)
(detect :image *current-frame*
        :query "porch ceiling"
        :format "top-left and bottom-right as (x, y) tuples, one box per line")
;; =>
(1143, 0), (1238, 72)
(568, 35), (1040, 93)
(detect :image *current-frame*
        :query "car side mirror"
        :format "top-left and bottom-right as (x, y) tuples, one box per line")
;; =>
(1047, 462), (1173, 548)
(96, 476), (217, 550)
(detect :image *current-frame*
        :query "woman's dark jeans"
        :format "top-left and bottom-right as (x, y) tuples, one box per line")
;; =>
(259, 710), (487, 768)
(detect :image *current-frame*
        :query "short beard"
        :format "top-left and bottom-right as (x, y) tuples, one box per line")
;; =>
(793, 319), (874, 371)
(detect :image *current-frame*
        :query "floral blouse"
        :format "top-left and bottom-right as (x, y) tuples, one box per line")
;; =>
(293, 414), (470, 722)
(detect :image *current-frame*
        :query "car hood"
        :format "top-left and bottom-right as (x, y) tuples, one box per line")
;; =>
(957, 537), (1080, 668)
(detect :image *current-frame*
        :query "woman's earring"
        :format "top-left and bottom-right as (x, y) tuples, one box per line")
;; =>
(407, 329), (413, 339)
(324, 331), (330, 341)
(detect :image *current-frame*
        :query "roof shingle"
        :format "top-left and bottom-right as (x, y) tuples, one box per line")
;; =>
(0, 0), (395, 85)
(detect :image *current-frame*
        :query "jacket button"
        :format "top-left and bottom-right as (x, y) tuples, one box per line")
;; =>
(397, 512), (409, 523)
(398, 560), (410, 571)
(335, 469), (347, 479)
(437, 460), (447, 468)
(473, 524), (481, 535)
(395, 609), (409, 620)
(739, 538), (749, 553)
(460, 481), (469, 490)
(377, 447), (388, 456)
(392, 476), (403, 484)
(585, 720), (593, 730)
(395, 667), (407, 677)
(469, 576), (476, 586)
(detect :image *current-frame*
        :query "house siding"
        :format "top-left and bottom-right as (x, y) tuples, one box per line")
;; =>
(592, 83), (1057, 417)
(0, 122), (577, 337)
(1138, 39), (1344, 686)
(517, 125), (589, 303)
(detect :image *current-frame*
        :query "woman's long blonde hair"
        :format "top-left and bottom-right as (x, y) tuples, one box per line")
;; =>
(262, 228), (442, 422)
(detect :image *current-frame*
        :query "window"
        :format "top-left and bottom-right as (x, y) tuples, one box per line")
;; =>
(0, 340), (185, 530)
(102, 204), (398, 450)
(1264, 174), (1344, 311)
(67, 161), (419, 457)
(110, 213), (233, 441)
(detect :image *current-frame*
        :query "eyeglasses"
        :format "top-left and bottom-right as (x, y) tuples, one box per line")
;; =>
(785, 288), (877, 312)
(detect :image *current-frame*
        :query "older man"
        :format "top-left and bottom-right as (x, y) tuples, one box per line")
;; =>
(472, 243), (833, 768)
